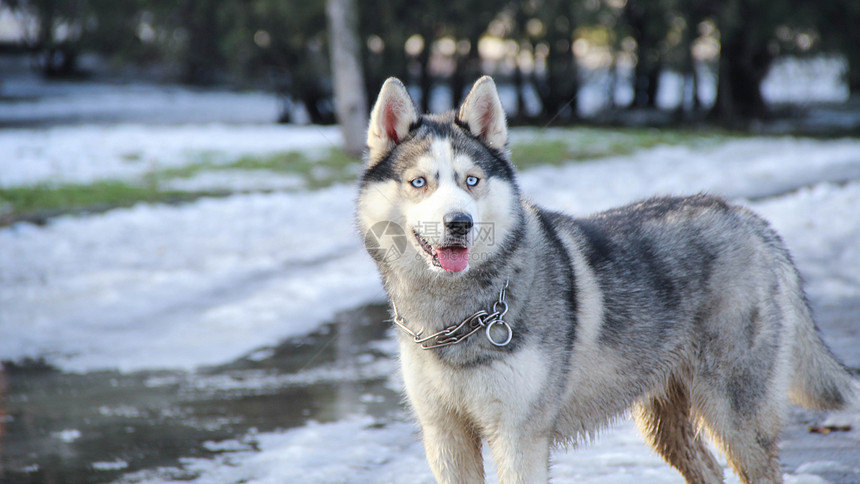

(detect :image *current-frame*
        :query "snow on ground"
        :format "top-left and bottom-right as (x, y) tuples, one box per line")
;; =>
(118, 414), (832, 484)
(0, 187), (382, 371)
(0, 78), (283, 125)
(158, 169), (306, 192)
(2, 134), (860, 371)
(0, 123), (342, 187)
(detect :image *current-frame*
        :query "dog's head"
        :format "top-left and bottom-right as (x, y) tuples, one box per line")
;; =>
(357, 76), (521, 277)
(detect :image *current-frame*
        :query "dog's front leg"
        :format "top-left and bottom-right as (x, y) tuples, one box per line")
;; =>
(487, 429), (551, 484)
(419, 412), (484, 484)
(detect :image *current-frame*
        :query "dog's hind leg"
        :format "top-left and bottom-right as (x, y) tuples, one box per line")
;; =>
(692, 293), (791, 483)
(697, 400), (784, 484)
(633, 376), (724, 484)
(693, 356), (786, 484)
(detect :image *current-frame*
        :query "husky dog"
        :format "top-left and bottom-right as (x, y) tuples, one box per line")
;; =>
(356, 76), (858, 484)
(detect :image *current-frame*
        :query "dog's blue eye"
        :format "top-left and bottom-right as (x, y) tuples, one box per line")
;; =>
(466, 176), (479, 187)
(411, 177), (426, 188)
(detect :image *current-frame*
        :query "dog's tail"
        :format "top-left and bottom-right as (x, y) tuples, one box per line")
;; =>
(783, 264), (859, 410)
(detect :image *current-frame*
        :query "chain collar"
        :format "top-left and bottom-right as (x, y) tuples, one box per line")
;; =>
(390, 281), (513, 350)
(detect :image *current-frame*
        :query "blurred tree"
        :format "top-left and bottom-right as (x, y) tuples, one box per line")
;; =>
(239, 0), (334, 123)
(594, 0), (626, 111)
(709, 0), (815, 120)
(407, 1), (447, 114)
(360, 1), (501, 115)
(8, 0), (86, 76)
(81, 0), (174, 68)
(510, 2), (529, 118)
(445, 0), (495, 108)
(359, 0), (410, 106)
(812, 0), (860, 95)
(327, 0), (368, 156)
(8, 0), (857, 124)
(624, 0), (673, 108)
(675, 0), (714, 113)
(710, 0), (772, 119)
(534, 0), (580, 122)
(178, 0), (227, 84)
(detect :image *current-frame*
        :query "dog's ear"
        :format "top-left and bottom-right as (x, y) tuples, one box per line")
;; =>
(367, 77), (418, 163)
(458, 76), (507, 150)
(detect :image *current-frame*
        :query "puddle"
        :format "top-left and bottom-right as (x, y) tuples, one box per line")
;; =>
(0, 302), (400, 483)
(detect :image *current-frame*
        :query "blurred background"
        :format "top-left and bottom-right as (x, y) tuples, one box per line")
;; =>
(2, 0), (860, 132)
(2, 1), (860, 483)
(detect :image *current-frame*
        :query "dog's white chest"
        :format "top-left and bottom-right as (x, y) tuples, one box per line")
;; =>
(400, 343), (550, 425)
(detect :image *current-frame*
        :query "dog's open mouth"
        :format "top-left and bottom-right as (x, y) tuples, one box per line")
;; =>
(413, 230), (470, 273)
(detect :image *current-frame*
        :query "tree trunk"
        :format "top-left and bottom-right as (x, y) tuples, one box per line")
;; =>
(679, 30), (699, 114)
(711, 0), (773, 121)
(535, 2), (579, 122)
(680, 5), (709, 114)
(451, 32), (482, 108)
(848, 56), (860, 96)
(645, 65), (660, 108)
(538, 41), (578, 122)
(550, 49), (579, 121)
(451, 54), (467, 110)
(632, 43), (661, 108)
(180, 0), (221, 85)
(326, 0), (368, 157)
(513, 62), (525, 120)
(417, 34), (432, 115)
(626, 2), (662, 109)
(712, 36), (770, 120)
(38, 0), (56, 76)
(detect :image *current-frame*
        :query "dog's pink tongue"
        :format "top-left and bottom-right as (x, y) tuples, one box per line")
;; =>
(436, 247), (469, 272)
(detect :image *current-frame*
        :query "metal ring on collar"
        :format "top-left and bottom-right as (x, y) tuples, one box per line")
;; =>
(486, 320), (513, 347)
(492, 299), (508, 317)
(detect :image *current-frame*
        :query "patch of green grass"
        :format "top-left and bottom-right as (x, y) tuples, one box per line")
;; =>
(149, 147), (359, 189)
(0, 148), (361, 224)
(228, 148), (358, 189)
(120, 152), (143, 163)
(0, 181), (213, 224)
(510, 127), (737, 169)
(510, 140), (573, 168)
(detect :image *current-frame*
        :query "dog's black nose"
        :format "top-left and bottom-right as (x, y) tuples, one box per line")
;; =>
(444, 212), (473, 237)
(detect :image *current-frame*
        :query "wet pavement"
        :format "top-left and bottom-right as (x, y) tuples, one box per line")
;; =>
(1, 299), (858, 483)
(0, 303), (400, 483)
(779, 299), (860, 483)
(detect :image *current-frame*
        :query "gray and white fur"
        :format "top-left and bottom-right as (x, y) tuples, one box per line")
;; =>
(356, 76), (859, 484)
